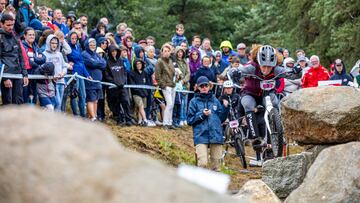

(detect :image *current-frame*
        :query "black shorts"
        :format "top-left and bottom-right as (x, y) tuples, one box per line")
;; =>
(86, 89), (101, 102)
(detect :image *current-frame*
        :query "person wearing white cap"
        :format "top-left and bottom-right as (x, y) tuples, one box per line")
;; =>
(236, 43), (249, 65)
(283, 57), (302, 96)
(329, 59), (353, 86)
(296, 56), (310, 77)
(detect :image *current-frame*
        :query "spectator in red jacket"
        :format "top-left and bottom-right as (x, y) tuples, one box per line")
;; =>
(301, 55), (330, 88)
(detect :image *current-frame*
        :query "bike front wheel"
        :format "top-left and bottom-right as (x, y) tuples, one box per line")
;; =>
(234, 135), (247, 169)
(269, 108), (284, 157)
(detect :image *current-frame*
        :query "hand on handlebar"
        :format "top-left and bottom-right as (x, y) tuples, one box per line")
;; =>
(222, 99), (229, 108)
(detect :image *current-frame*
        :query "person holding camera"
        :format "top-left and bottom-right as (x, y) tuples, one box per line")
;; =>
(187, 76), (229, 171)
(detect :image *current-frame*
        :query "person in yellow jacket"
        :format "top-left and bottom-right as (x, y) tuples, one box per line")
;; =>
(219, 40), (237, 66)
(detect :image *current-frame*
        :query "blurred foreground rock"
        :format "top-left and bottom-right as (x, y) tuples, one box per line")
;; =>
(233, 179), (281, 203)
(0, 107), (244, 203)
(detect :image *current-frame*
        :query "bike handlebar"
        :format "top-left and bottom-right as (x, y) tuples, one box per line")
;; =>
(241, 71), (291, 81)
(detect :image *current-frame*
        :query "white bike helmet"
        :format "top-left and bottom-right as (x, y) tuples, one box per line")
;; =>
(223, 80), (234, 88)
(257, 45), (277, 67)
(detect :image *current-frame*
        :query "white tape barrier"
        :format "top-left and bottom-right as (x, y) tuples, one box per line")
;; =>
(0, 71), (196, 94)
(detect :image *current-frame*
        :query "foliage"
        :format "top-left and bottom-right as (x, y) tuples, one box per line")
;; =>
(35, 0), (360, 67)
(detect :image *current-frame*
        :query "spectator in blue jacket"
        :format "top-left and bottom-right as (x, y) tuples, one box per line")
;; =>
(67, 31), (90, 117)
(330, 59), (353, 86)
(22, 27), (46, 104)
(187, 76), (229, 171)
(52, 9), (69, 35)
(219, 40), (237, 66)
(119, 45), (131, 74)
(193, 56), (217, 85)
(82, 38), (106, 121)
(212, 51), (228, 78)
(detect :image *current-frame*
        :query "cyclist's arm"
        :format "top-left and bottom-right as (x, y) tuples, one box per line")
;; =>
(237, 64), (256, 75)
(274, 66), (293, 77)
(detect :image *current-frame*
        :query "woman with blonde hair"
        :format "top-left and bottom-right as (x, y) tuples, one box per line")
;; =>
(199, 38), (214, 58)
(155, 44), (179, 129)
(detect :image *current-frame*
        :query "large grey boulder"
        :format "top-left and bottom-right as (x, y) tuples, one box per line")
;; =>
(262, 152), (313, 198)
(281, 86), (360, 144)
(0, 107), (244, 203)
(233, 180), (281, 203)
(285, 142), (360, 203)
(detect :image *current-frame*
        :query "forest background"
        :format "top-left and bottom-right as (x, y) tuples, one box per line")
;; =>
(37, 0), (360, 67)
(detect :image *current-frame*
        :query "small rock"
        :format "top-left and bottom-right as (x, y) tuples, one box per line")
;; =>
(262, 152), (313, 198)
(233, 179), (281, 203)
(285, 142), (360, 203)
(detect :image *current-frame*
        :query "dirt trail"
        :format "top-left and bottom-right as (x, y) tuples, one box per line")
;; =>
(106, 119), (278, 191)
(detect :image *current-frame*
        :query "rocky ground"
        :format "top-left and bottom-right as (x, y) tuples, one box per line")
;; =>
(104, 119), (303, 191)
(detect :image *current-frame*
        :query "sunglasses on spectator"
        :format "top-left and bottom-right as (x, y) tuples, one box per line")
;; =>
(192, 53), (198, 55)
(336, 64), (342, 67)
(199, 84), (209, 88)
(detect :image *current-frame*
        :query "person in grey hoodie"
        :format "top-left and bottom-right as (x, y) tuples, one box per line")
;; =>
(43, 34), (71, 111)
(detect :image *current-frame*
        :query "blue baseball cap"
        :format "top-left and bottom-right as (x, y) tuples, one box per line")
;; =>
(196, 76), (209, 86)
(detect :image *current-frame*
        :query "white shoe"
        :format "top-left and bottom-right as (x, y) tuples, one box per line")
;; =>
(147, 120), (156, 127)
(249, 159), (263, 167)
(155, 120), (163, 126)
(183, 120), (187, 126)
(138, 120), (143, 125)
(179, 121), (184, 127)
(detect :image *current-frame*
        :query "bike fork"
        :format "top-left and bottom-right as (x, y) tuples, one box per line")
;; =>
(264, 96), (273, 135)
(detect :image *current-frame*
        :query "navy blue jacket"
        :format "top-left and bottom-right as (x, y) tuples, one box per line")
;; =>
(188, 93), (229, 145)
(194, 66), (217, 84)
(114, 33), (122, 45)
(134, 45), (155, 85)
(330, 62), (353, 86)
(212, 60), (228, 76)
(82, 41), (106, 90)
(22, 40), (46, 72)
(67, 38), (90, 77)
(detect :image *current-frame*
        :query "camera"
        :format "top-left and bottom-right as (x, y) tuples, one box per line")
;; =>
(48, 10), (53, 17)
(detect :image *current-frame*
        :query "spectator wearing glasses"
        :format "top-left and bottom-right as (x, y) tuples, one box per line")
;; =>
(187, 76), (229, 171)
(301, 55), (330, 88)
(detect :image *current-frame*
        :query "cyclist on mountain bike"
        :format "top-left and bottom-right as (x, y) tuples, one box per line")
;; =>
(230, 45), (289, 140)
